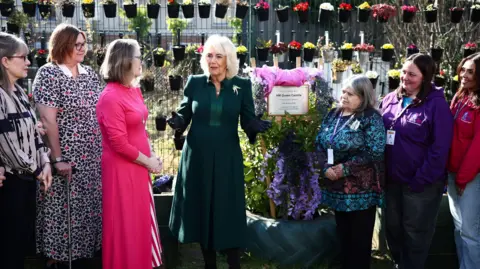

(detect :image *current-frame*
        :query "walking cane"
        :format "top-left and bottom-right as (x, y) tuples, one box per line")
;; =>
(66, 171), (72, 269)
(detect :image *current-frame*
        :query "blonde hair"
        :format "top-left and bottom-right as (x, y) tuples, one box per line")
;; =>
(0, 32), (28, 92)
(200, 35), (238, 79)
(99, 39), (140, 84)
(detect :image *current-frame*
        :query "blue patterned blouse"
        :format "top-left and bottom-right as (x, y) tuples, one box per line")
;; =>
(315, 108), (386, 212)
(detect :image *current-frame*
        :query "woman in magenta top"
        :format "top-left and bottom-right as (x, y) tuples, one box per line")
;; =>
(96, 39), (163, 269)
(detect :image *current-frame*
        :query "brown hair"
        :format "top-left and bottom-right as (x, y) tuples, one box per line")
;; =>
(48, 23), (86, 64)
(397, 53), (436, 101)
(0, 32), (28, 92)
(454, 52), (480, 107)
(99, 39), (139, 84)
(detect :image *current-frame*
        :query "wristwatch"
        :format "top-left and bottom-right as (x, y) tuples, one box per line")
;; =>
(53, 157), (64, 164)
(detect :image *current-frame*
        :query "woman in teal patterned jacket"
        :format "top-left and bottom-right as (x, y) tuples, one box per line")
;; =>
(315, 75), (386, 269)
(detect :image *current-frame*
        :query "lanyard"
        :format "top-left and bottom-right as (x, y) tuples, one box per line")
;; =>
(329, 112), (355, 146)
(389, 104), (411, 130)
(454, 101), (468, 120)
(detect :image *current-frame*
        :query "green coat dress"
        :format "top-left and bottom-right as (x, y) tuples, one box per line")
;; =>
(169, 74), (255, 250)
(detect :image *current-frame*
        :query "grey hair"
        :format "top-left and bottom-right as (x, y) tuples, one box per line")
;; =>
(0, 32), (28, 92)
(342, 75), (376, 112)
(99, 39), (140, 84)
(200, 35), (238, 79)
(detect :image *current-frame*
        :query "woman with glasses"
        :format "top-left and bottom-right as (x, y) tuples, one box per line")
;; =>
(0, 32), (53, 269)
(96, 39), (163, 269)
(33, 23), (102, 268)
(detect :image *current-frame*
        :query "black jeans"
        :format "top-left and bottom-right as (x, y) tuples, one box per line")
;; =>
(0, 173), (36, 269)
(385, 180), (444, 269)
(201, 247), (240, 269)
(335, 206), (377, 269)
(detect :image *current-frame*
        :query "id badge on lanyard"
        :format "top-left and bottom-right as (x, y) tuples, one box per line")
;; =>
(386, 104), (410, 146)
(328, 113), (355, 164)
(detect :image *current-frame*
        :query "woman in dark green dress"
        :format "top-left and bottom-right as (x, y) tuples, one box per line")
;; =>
(168, 35), (271, 269)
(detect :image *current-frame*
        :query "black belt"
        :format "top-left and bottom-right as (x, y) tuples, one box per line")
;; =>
(7, 170), (34, 181)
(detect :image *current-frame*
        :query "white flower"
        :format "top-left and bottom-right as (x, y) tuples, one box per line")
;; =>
(366, 71), (379, 79)
(320, 3), (334, 11)
(233, 85), (240, 95)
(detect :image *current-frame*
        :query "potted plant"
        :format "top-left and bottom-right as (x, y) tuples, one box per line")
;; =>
(288, 40), (301, 62)
(303, 42), (315, 62)
(340, 42), (353, 61)
(332, 59), (348, 83)
(22, 0), (37, 17)
(354, 43), (374, 65)
(215, 0), (230, 19)
(275, 4), (288, 22)
(153, 47), (166, 67)
(401, 5), (417, 23)
(293, 1), (308, 23)
(357, 1), (370, 22)
(236, 0), (249, 19)
(140, 68), (155, 92)
(195, 45), (204, 61)
(351, 62), (363, 74)
(406, 43), (419, 57)
(35, 48), (48, 68)
(237, 45), (247, 67)
(366, 70), (379, 88)
(464, 42), (477, 58)
(451, 75), (459, 94)
(81, 0), (95, 18)
(101, 0), (117, 18)
(56, 0), (75, 18)
(381, 43), (394, 62)
(168, 69), (183, 91)
(167, 18), (188, 61)
(424, 4), (437, 23)
(430, 46), (443, 62)
(256, 38), (272, 62)
(38, 0), (54, 19)
(269, 42), (287, 63)
(450, 7), (464, 23)
(181, 0), (194, 18)
(95, 46), (106, 66)
(338, 2), (352, 23)
(471, 4), (480, 23)
(371, 3), (396, 23)
(0, 0), (14, 17)
(434, 70), (446, 87)
(123, 0), (137, 18)
(228, 17), (243, 45)
(155, 113), (167, 131)
(319, 2), (333, 25)
(254, 0), (269, 21)
(167, 0), (180, 18)
(198, 0), (211, 18)
(173, 130), (185, 150)
(319, 40), (335, 63)
(6, 10), (28, 34)
(387, 69), (400, 90)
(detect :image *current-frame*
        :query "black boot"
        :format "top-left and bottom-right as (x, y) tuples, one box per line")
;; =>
(224, 248), (240, 269)
(201, 246), (217, 269)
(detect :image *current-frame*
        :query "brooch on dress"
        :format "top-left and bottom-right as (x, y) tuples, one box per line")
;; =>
(233, 85), (240, 95)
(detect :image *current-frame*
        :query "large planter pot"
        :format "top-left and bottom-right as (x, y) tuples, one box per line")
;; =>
(155, 115), (167, 131)
(147, 4), (160, 18)
(22, 2), (37, 17)
(169, 75), (183, 91)
(103, 3), (117, 18)
(62, 4), (75, 17)
(402, 10), (415, 23)
(153, 193), (179, 269)
(35, 57), (47, 68)
(381, 49), (394, 62)
(237, 53), (247, 68)
(319, 9), (332, 25)
(338, 9), (350, 23)
(82, 3), (95, 18)
(471, 9), (480, 23)
(425, 10), (437, 23)
(124, 3), (137, 18)
(198, 4), (210, 18)
(236, 5), (248, 19)
(297, 10), (308, 23)
(173, 45), (186, 61)
(434, 75), (445, 87)
(388, 77), (400, 90)
(341, 49), (353, 61)
(289, 48), (301, 62)
(153, 54), (165, 67)
(141, 78), (155, 92)
(256, 47), (269, 62)
(322, 50), (335, 63)
(0, 2), (14, 17)
(257, 8), (269, 21)
(407, 47), (420, 57)
(450, 9), (464, 23)
(369, 77), (378, 89)
(181, 4), (194, 18)
(174, 136), (185, 150)
(246, 211), (339, 267)
(358, 51), (369, 65)
(6, 23), (19, 34)
(334, 71), (345, 83)
(38, 4), (52, 19)
(464, 48), (476, 58)
(431, 48), (443, 62)
(377, 16), (389, 23)
(451, 80), (460, 95)
(215, 4), (228, 18)
(167, 4), (180, 18)
(303, 48), (315, 62)
(357, 9), (370, 22)
(275, 7), (288, 22)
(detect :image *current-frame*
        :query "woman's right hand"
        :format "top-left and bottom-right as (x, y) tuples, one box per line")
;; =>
(54, 162), (72, 178)
(0, 167), (6, 188)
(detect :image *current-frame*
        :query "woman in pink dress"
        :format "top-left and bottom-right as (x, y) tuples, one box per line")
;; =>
(96, 39), (163, 269)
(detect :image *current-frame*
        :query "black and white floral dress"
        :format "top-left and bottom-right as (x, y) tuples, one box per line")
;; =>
(33, 63), (102, 261)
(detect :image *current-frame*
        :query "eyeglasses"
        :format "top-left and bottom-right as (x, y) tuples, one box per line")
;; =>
(8, 55), (28, 61)
(74, 42), (86, 51)
(133, 56), (142, 60)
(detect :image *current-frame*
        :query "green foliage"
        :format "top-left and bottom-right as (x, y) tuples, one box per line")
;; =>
(7, 10), (29, 29)
(119, 5), (152, 38)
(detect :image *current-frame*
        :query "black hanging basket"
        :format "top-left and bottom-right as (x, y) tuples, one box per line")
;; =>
(303, 48), (315, 62)
(381, 49), (394, 62)
(236, 5), (248, 19)
(38, 4), (52, 19)
(424, 10), (437, 23)
(297, 10), (308, 23)
(198, 5), (211, 18)
(463, 48), (476, 58)
(82, 3), (95, 18)
(471, 9), (480, 23)
(256, 47), (269, 62)
(431, 48), (443, 62)
(96, 53), (105, 66)
(154, 54), (165, 67)
(215, 4), (228, 19)
(377, 16), (389, 23)
(168, 4), (180, 18)
(357, 9), (370, 22)
(103, 3), (117, 18)
(338, 9), (350, 23)
(388, 77), (400, 90)
(257, 8), (269, 21)
(434, 76), (445, 87)
(341, 49), (353, 61)
(402, 10), (415, 23)
(173, 45), (186, 61)
(276, 7), (288, 22)
(0, 2), (14, 17)
(36, 57), (47, 68)
(407, 47), (420, 57)
(141, 78), (155, 92)
(237, 53), (247, 67)
(319, 9), (332, 25)
(22, 2), (37, 17)
(174, 136), (185, 150)
(155, 115), (167, 131)
(289, 48), (301, 62)
(169, 75), (183, 91)
(369, 78), (378, 88)
(450, 9), (463, 23)
(147, 4), (160, 18)
(451, 80), (460, 94)
(62, 4), (75, 17)
(124, 4), (137, 18)
(6, 23), (19, 34)
(181, 4), (194, 18)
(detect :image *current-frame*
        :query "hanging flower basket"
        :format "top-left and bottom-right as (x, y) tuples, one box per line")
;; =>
(155, 115), (167, 131)
(141, 78), (155, 92)
(424, 9), (437, 23)
(236, 5), (248, 19)
(288, 40), (302, 62)
(381, 49), (394, 62)
(338, 9), (350, 23)
(434, 75), (445, 87)
(358, 51), (369, 65)
(297, 10), (308, 23)
(357, 9), (370, 22)
(257, 8), (269, 21)
(406, 44), (419, 57)
(62, 4), (75, 17)
(215, 3), (228, 18)
(198, 4), (210, 18)
(22, 2), (37, 17)
(334, 71), (345, 83)
(147, 4), (160, 18)
(319, 9), (332, 25)
(174, 136), (185, 150)
(275, 7), (288, 22)
(6, 23), (19, 34)
(430, 47), (443, 62)
(371, 4), (396, 23)
(237, 53), (247, 67)
(182, 4), (194, 18)
(35, 56), (47, 68)
(369, 78), (378, 88)
(168, 4), (180, 18)
(388, 77), (400, 90)
(303, 48), (315, 62)
(169, 75), (183, 91)
(103, 3), (117, 18)
(256, 47), (269, 61)
(0, 2), (14, 17)
(340, 49), (352, 61)
(463, 42), (477, 58)
(402, 10), (415, 23)
(38, 4), (52, 19)
(82, 3), (95, 18)
(124, 3), (137, 18)
(322, 50), (335, 63)
(450, 8), (464, 23)
(173, 45), (186, 61)
(471, 8), (480, 23)
(153, 54), (165, 67)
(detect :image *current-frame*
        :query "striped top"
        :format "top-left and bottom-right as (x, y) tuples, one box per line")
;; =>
(0, 84), (50, 176)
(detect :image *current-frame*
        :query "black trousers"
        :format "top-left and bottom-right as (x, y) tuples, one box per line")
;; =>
(385, 180), (444, 269)
(335, 206), (377, 269)
(0, 173), (37, 269)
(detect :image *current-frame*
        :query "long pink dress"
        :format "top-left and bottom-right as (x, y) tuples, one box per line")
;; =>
(96, 82), (162, 269)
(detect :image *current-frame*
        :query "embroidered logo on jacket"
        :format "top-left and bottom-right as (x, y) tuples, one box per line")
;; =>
(407, 113), (424, 126)
(461, 112), (472, 123)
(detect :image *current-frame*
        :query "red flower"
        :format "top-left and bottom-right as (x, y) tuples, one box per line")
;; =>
(196, 45), (204, 54)
(439, 70), (445, 76)
(37, 49), (47, 55)
(465, 42), (477, 50)
(293, 2), (309, 12)
(401, 5), (417, 12)
(288, 40), (302, 50)
(338, 3), (352, 11)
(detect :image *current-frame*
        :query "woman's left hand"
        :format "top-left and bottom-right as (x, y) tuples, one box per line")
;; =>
(36, 121), (47, 136)
(39, 163), (53, 192)
(325, 168), (338, 181)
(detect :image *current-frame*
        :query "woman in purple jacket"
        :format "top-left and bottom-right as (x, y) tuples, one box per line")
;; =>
(381, 53), (453, 269)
